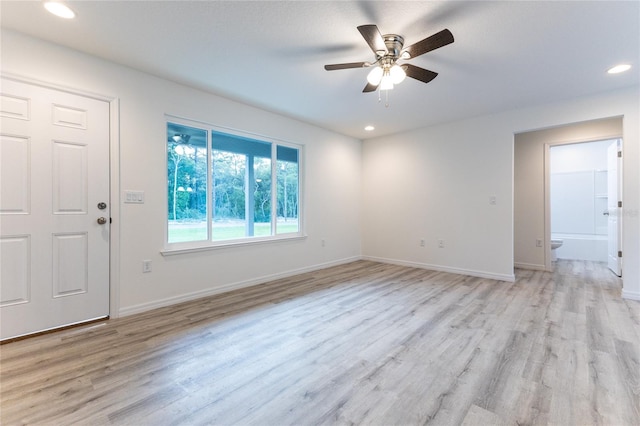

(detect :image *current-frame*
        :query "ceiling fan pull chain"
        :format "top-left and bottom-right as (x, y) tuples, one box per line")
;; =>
(376, 88), (390, 107)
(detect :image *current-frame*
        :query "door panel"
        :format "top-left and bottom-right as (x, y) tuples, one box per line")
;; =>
(0, 236), (30, 306)
(52, 232), (89, 297)
(0, 135), (30, 213)
(52, 140), (88, 213)
(0, 78), (110, 340)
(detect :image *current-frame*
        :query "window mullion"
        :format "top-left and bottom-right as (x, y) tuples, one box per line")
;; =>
(246, 155), (255, 237)
(207, 130), (212, 241)
(271, 143), (278, 235)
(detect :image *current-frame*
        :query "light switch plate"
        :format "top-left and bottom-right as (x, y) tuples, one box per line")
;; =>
(124, 190), (144, 204)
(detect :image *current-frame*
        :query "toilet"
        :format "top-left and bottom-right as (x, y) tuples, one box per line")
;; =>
(551, 239), (563, 261)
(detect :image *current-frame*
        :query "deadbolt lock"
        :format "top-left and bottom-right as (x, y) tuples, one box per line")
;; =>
(97, 202), (107, 210)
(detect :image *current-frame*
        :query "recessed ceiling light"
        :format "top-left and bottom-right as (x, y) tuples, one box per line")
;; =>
(364, 125), (375, 131)
(607, 64), (631, 74)
(44, 2), (76, 19)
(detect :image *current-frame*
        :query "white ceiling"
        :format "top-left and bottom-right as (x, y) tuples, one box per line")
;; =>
(1, 1), (638, 140)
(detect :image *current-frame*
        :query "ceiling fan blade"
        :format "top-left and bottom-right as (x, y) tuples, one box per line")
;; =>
(357, 24), (388, 55)
(324, 62), (368, 71)
(404, 64), (438, 84)
(363, 82), (378, 93)
(403, 29), (454, 59)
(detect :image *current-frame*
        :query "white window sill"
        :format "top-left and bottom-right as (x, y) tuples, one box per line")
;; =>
(161, 234), (307, 256)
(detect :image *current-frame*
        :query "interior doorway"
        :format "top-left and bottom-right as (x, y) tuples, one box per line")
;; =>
(513, 116), (623, 274)
(547, 139), (622, 276)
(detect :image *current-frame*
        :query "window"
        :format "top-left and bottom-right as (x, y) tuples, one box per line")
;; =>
(167, 123), (208, 243)
(166, 118), (301, 250)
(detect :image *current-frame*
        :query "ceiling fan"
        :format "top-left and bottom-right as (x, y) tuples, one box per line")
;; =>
(324, 25), (454, 92)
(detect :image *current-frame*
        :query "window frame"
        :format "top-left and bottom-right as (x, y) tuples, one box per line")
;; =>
(162, 115), (305, 255)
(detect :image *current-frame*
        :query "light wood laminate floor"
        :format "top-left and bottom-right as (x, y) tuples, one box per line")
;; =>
(1, 260), (639, 425)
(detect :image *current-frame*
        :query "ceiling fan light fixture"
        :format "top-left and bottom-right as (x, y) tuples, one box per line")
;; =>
(379, 72), (394, 91)
(367, 67), (383, 85)
(390, 64), (406, 84)
(323, 25), (454, 96)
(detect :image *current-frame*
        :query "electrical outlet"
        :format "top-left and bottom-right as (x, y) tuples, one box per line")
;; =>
(420, 239), (425, 247)
(142, 260), (152, 273)
(321, 239), (326, 247)
(489, 196), (497, 205)
(536, 239), (543, 248)
(438, 239), (445, 248)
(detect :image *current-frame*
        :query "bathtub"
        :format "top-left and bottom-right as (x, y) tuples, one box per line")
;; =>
(552, 233), (608, 262)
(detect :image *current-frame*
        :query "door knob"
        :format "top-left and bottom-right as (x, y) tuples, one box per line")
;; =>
(97, 217), (107, 225)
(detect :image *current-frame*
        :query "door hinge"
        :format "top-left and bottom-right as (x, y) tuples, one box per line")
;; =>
(618, 150), (622, 158)
(618, 251), (623, 258)
(618, 201), (622, 208)
(110, 217), (112, 224)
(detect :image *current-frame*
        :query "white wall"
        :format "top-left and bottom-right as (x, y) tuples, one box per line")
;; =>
(362, 88), (640, 300)
(362, 115), (515, 281)
(1, 30), (363, 315)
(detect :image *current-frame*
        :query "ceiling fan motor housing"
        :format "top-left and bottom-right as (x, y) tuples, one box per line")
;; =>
(381, 34), (404, 60)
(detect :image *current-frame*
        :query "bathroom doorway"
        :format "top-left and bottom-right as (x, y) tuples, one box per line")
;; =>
(548, 139), (622, 276)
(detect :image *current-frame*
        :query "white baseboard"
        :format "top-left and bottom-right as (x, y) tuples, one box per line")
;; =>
(362, 256), (516, 282)
(622, 290), (640, 301)
(119, 256), (362, 317)
(514, 262), (550, 272)
(119, 255), (523, 317)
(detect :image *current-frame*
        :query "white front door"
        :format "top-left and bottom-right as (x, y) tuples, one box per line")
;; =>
(0, 78), (110, 340)
(607, 140), (622, 276)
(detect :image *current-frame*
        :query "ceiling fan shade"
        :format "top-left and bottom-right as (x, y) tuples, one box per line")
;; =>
(367, 66), (384, 85)
(390, 64), (406, 84)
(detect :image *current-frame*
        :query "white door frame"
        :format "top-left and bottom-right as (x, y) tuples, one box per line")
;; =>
(2, 73), (121, 319)
(607, 140), (623, 276)
(543, 136), (623, 273)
